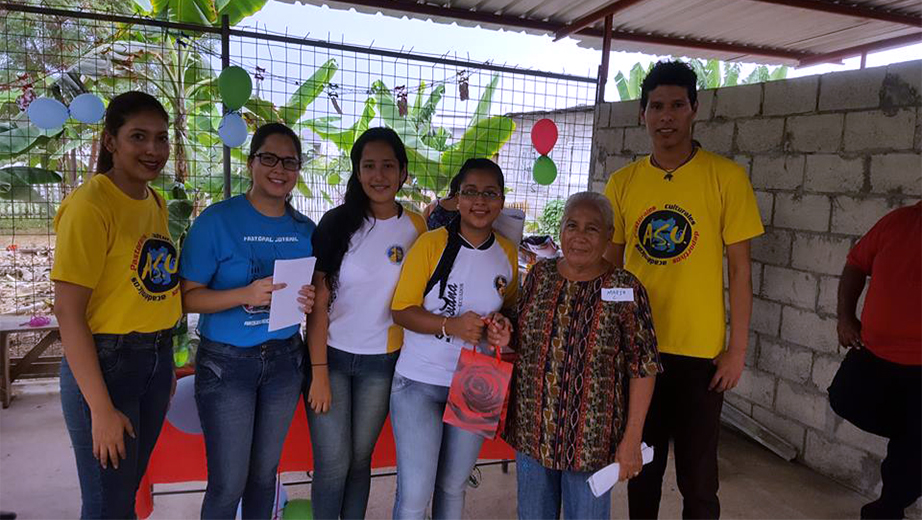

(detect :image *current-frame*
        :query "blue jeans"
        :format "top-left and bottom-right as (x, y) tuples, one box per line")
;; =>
(389, 372), (485, 520)
(195, 334), (304, 520)
(515, 452), (612, 520)
(60, 330), (174, 519)
(306, 347), (399, 519)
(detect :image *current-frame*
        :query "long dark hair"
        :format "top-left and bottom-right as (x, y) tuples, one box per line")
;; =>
(96, 91), (169, 173)
(322, 127), (408, 294)
(425, 158), (505, 299)
(248, 122), (308, 222)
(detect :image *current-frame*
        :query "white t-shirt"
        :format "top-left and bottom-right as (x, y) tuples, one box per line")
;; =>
(320, 208), (425, 355)
(391, 228), (518, 386)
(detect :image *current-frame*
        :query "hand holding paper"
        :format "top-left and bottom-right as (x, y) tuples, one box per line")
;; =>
(586, 443), (655, 498)
(267, 257), (316, 332)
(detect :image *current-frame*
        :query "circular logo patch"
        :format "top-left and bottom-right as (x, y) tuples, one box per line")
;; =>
(387, 245), (405, 265)
(494, 275), (508, 297)
(136, 238), (179, 293)
(638, 210), (693, 259)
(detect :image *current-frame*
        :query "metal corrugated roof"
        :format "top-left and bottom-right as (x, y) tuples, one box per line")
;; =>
(278, 0), (922, 65)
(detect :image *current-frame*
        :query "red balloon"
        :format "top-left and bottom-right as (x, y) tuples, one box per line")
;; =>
(531, 118), (558, 155)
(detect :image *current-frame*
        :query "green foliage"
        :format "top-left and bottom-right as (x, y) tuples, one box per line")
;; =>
(134, 0), (268, 26)
(614, 59), (789, 100)
(526, 198), (565, 242)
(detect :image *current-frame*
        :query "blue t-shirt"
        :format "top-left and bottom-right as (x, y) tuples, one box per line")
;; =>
(179, 195), (316, 347)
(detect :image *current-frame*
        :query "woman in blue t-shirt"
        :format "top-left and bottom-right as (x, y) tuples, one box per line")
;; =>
(179, 123), (316, 519)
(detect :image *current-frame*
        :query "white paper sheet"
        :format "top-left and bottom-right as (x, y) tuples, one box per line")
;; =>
(267, 257), (316, 332)
(586, 443), (655, 497)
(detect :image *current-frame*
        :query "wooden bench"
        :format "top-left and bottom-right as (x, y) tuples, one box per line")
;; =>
(0, 315), (60, 408)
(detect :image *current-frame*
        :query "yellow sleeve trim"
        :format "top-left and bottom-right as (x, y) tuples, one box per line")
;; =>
(406, 209), (427, 235)
(391, 228), (448, 311)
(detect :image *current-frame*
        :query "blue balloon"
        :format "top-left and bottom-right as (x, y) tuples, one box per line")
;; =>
(27, 97), (68, 130)
(165, 375), (202, 435)
(218, 112), (248, 148)
(69, 93), (105, 124)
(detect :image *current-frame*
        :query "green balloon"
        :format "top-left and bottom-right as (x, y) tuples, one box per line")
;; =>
(173, 347), (190, 368)
(282, 499), (313, 520)
(533, 155), (557, 185)
(327, 173), (341, 186)
(219, 66), (252, 110)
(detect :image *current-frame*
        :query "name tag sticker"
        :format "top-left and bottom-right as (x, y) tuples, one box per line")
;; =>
(602, 287), (634, 302)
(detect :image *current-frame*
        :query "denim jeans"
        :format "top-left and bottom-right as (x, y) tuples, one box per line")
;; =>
(305, 347), (399, 519)
(389, 372), (485, 520)
(195, 334), (304, 520)
(515, 452), (612, 520)
(60, 329), (174, 519)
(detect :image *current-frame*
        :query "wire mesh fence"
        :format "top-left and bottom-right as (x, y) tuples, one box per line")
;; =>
(0, 1), (596, 325)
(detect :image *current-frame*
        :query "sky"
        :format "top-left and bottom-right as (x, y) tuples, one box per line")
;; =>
(240, 0), (922, 104)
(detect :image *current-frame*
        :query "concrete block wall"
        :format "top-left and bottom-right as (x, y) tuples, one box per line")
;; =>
(589, 61), (922, 502)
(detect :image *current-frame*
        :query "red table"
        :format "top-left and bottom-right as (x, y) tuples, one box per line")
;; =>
(136, 398), (515, 518)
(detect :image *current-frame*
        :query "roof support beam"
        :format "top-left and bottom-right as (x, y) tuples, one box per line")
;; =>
(597, 15), (614, 104)
(745, 0), (922, 27)
(327, 0), (809, 62)
(798, 32), (922, 66)
(554, 0), (652, 42)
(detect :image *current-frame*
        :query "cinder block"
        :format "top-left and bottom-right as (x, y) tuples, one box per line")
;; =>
(781, 306), (839, 354)
(764, 75), (819, 116)
(736, 118), (784, 153)
(804, 154), (865, 194)
(757, 338), (813, 383)
(610, 100), (642, 127)
(751, 228), (792, 265)
(590, 179), (606, 194)
(693, 120), (734, 155)
(595, 103), (612, 129)
(811, 354), (842, 392)
(791, 233), (852, 275)
(622, 126), (651, 154)
(605, 155), (632, 176)
(752, 404), (806, 454)
(752, 155), (805, 190)
(776, 380), (830, 430)
(817, 275), (840, 316)
(834, 418), (889, 459)
(788, 114), (844, 153)
(733, 367), (777, 408)
(881, 61), (922, 114)
(870, 154), (922, 196)
(594, 128), (624, 158)
(752, 297), (782, 336)
(774, 193), (830, 232)
(804, 430), (878, 493)
(831, 196), (894, 235)
(844, 109), (915, 151)
(715, 83), (762, 118)
(696, 89), (716, 120)
(762, 266), (817, 308)
(819, 67), (887, 111)
(734, 155), (752, 178)
(755, 191), (773, 226)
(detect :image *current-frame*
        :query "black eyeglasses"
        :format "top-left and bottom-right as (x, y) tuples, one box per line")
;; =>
(253, 152), (301, 171)
(459, 188), (503, 201)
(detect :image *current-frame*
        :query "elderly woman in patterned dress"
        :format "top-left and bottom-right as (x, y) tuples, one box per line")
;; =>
(504, 191), (661, 520)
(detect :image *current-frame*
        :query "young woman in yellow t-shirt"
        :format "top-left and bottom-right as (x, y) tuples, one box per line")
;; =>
(52, 91), (182, 518)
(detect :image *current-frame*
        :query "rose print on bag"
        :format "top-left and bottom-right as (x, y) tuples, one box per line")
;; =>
(443, 348), (512, 439)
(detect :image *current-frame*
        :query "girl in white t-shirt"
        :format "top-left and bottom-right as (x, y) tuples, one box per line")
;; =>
(305, 127), (425, 519)
(389, 158), (516, 519)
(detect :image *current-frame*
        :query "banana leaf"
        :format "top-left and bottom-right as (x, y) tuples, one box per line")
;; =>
(279, 59), (338, 125)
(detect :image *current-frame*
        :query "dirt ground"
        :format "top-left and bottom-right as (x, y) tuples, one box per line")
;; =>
(1, 232), (61, 357)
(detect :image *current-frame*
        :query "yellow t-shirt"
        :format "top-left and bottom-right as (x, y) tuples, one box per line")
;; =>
(52, 174), (182, 334)
(604, 149), (764, 358)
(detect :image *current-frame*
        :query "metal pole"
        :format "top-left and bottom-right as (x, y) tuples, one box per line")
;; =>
(860, 51), (868, 69)
(221, 14), (232, 200)
(597, 14), (613, 104)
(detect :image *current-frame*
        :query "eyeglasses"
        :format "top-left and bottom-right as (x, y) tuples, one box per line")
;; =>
(253, 152), (301, 171)
(459, 188), (503, 201)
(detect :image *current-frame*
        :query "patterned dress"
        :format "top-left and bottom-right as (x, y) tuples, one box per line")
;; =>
(503, 258), (661, 472)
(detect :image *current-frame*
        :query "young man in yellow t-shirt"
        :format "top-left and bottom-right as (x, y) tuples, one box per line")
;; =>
(604, 61), (764, 519)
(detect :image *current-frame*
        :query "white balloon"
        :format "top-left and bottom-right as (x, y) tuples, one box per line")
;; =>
(69, 93), (105, 124)
(165, 375), (202, 435)
(218, 112), (248, 148)
(27, 97), (68, 129)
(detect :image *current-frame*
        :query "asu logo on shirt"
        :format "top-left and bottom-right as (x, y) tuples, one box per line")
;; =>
(387, 244), (405, 265)
(633, 203), (699, 266)
(130, 233), (180, 302)
(494, 275), (508, 297)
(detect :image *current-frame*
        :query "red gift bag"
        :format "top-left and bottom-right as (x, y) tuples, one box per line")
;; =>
(443, 345), (513, 439)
